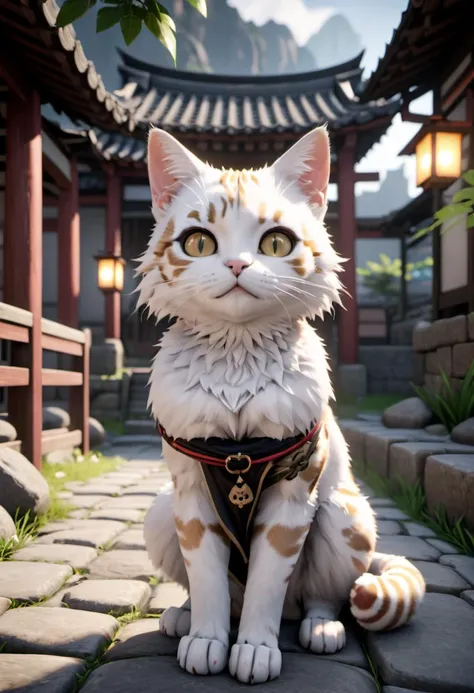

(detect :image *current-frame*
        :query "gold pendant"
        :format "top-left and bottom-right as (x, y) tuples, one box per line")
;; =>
(229, 480), (254, 509)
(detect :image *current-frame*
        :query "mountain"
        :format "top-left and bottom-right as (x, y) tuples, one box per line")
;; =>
(71, 0), (315, 86)
(356, 168), (411, 218)
(305, 14), (362, 69)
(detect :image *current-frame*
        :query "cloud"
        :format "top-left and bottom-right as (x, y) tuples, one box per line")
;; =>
(227, 0), (335, 45)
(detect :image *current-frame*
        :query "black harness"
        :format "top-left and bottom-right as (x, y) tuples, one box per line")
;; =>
(158, 423), (321, 586)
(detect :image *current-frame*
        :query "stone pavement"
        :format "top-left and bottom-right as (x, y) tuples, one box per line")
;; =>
(0, 440), (474, 692)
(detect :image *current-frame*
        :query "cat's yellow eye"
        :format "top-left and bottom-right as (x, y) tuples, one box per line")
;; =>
(182, 230), (217, 257)
(259, 229), (294, 258)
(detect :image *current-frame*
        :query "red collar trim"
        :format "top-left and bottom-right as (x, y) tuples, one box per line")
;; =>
(158, 422), (321, 467)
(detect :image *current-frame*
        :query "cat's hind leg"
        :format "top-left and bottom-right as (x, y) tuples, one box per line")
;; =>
(143, 484), (191, 637)
(287, 419), (377, 654)
(295, 485), (376, 653)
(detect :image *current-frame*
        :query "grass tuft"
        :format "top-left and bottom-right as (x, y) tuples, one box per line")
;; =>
(0, 510), (38, 561)
(354, 460), (474, 556)
(1, 451), (123, 563)
(361, 643), (382, 693)
(412, 360), (474, 431)
(115, 608), (144, 625)
(335, 393), (404, 420)
(42, 450), (123, 495)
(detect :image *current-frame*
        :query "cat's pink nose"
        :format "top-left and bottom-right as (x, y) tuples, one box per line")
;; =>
(225, 259), (251, 277)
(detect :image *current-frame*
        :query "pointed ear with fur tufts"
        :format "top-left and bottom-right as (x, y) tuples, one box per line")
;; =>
(147, 128), (206, 210)
(271, 125), (331, 208)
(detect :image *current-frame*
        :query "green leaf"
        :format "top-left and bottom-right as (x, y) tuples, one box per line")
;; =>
(145, 13), (177, 62)
(96, 5), (124, 32)
(56, 0), (90, 27)
(434, 202), (472, 222)
(462, 169), (474, 186)
(185, 0), (207, 17)
(467, 212), (474, 228)
(157, 2), (176, 30)
(452, 187), (474, 204)
(120, 14), (142, 45)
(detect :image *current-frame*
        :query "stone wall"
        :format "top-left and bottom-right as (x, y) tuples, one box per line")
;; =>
(414, 313), (474, 392)
(359, 345), (423, 395)
(90, 374), (130, 422)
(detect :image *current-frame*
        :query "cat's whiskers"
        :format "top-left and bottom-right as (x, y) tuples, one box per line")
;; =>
(268, 290), (293, 329)
(272, 285), (313, 315)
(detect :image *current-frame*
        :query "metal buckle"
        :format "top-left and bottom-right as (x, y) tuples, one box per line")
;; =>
(225, 453), (252, 475)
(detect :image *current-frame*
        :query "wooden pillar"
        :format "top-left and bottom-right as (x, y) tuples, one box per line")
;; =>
(400, 226), (408, 320)
(105, 169), (122, 339)
(4, 87), (43, 469)
(57, 158), (80, 328)
(337, 135), (359, 365)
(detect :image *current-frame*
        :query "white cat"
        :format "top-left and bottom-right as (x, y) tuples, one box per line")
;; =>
(138, 126), (425, 684)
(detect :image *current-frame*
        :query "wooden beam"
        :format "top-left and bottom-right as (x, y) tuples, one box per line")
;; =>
(105, 169), (122, 340)
(4, 87), (43, 470)
(0, 366), (30, 386)
(42, 129), (71, 189)
(354, 172), (380, 183)
(41, 429), (82, 456)
(57, 158), (80, 328)
(0, 54), (27, 100)
(42, 369), (83, 387)
(337, 134), (358, 365)
(0, 321), (29, 343)
(44, 195), (109, 207)
(70, 328), (90, 455)
(41, 334), (83, 357)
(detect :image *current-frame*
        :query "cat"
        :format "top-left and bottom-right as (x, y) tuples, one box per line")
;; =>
(138, 125), (425, 684)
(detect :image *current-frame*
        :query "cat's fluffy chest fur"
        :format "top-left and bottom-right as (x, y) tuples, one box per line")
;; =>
(149, 318), (332, 440)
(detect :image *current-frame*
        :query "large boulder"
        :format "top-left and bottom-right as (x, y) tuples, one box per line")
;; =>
(0, 420), (17, 443)
(0, 505), (16, 541)
(383, 397), (433, 429)
(89, 418), (106, 449)
(451, 418), (474, 446)
(43, 407), (70, 431)
(0, 448), (50, 518)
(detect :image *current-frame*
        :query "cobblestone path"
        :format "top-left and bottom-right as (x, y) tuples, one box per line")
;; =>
(0, 439), (473, 692)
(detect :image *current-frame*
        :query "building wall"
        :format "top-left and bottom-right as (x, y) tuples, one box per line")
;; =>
(42, 205), (107, 339)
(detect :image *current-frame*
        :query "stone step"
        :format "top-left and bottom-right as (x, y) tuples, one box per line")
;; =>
(128, 407), (151, 419)
(110, 434), (161, 447)
(124, 420), (156, 435)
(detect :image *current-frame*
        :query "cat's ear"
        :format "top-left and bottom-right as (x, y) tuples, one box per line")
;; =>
(271, 125), (330, 207)
(147, 128), (206, 210)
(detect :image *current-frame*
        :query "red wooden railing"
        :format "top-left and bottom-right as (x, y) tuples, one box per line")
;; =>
(0, 301), (90, 469)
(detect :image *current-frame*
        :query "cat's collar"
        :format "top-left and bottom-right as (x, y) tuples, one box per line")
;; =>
(157, 422), (321, 474)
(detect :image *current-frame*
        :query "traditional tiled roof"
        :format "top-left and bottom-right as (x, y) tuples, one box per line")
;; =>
(115, 50), (399, 135)
(361, 0), (471, 102)
(0, 0), (135, 133)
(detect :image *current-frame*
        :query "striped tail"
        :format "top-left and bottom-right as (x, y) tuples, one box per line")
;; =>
(349, 552), (425, 632)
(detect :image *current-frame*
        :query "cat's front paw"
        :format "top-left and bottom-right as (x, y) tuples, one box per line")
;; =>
(299, 617), (346, 654)
(229, 643), (282, 684)
(177, 635), (228, 675)
(159, 606), (190, 637)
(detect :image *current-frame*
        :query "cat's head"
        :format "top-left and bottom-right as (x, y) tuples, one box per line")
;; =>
(136, 126), (343, 325)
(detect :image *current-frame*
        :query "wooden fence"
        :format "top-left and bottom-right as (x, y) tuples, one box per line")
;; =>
(0, 301), (90, 469)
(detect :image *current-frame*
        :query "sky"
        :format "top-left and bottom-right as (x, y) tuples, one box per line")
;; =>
(228, 0), (431, 199)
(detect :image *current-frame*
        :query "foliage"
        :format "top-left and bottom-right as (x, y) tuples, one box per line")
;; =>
(413, 169), (474, 241)
(42, 449), (123, 494)
(412, 360), (474, 431)
(0, 451), (123, 561)
(0, 510), (38, 562)
(55, 0), (207, 59)
(356, 253), (433, 308)
(353, 460), (474, 556)
(334, 393), (404, 420)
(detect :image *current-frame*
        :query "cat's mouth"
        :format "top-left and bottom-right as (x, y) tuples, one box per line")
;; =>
(216, 284), (258, 299)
